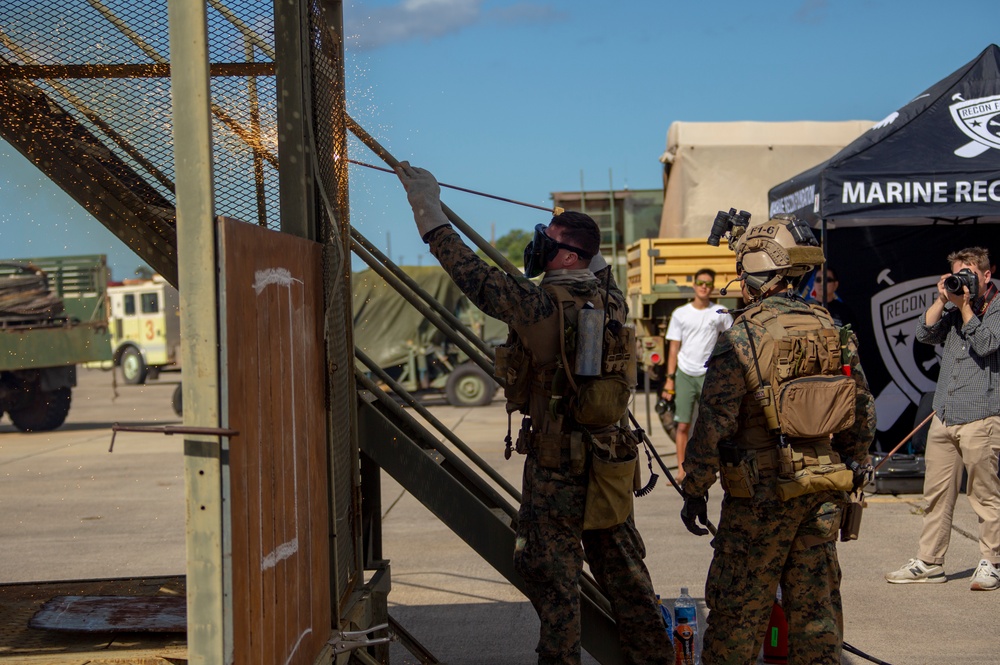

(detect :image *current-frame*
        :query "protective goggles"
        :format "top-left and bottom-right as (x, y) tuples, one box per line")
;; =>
(522, 224), (590, 278)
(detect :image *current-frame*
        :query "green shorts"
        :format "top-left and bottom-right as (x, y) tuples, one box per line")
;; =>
(674, 369), (705, 424)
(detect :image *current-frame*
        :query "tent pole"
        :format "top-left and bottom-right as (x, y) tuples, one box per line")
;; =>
(821, 218), (828, 307)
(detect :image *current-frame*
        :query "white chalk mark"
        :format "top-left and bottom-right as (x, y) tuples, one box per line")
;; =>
(261, 537), (299, 571)
(253, 268), (302, 295)
(284, 628), (313, 665)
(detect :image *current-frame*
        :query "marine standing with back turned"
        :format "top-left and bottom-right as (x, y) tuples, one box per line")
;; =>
(679, 213), (876, 664)
(396, 162), (671, 665)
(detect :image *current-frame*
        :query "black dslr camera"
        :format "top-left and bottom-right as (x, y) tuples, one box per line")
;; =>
(707, 208), (752, 247)
(944, 268), (979, 300)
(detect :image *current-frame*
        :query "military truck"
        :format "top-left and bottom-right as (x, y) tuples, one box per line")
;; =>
(0, 255), (113, 431)
(353, 266), (505, 407)
(626, 238), (740, 383)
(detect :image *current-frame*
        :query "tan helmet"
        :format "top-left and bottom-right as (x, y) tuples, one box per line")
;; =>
(735, 214), (825, 293)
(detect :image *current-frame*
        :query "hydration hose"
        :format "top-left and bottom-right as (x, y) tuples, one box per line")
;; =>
(626, 409), (717, 537)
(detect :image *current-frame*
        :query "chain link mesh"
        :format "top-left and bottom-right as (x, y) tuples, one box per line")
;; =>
(0, 0), (359, 618)
(0, 0), (280, 231)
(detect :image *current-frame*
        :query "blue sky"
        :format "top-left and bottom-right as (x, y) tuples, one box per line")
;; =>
(2, 0), (998, 277)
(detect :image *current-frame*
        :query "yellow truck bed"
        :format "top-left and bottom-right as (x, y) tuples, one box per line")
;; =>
(626, 237), (739, 297)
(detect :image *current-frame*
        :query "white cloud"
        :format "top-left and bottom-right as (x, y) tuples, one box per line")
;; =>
(345, 0), (564, 51)
(793, 0), (828, 25)
(345, 0), (482, 50)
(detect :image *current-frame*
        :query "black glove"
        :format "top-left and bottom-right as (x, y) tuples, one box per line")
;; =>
(851, 462), (874, 492)
(654, 396), (674, 415)
(681, 492), (709, 536)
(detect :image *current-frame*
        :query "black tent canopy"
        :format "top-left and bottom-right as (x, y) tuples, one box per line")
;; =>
(766, 45), (1000, 452)
(769, 44), (1000, 226)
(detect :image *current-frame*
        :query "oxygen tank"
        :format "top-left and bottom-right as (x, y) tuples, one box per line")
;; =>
(575, 303), (604, 376)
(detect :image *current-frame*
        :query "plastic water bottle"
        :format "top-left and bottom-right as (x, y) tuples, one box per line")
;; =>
(673, 587), (699, 665)
(656, 594), (673, 647)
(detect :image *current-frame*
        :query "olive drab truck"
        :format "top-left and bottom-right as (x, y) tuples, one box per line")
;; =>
(105, 275), (181, 384)
(353, 266), (506, 407)
(0, 255), (112, 432)
(626, 238), (740, 384)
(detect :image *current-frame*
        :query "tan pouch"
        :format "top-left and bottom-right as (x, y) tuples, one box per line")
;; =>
(840, 496), (864, 542)
(776, 375), (856, 437)
(494, 343), (531, 410)
(720, 453), (759, 499)
(572, 375), (631, 427)
(535, 432), (564, 469)
(776, 466), (854, 501)
(583, 454), (637, 530)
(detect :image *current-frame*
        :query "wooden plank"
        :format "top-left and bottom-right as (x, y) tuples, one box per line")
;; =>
(220, 218), (331, 665)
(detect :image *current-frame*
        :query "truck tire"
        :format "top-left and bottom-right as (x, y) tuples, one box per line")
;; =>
(9, 387), (72, 432)
(172, 383), (183, 417)
(444, 363), (497, 407)
(121, 347), (148, 385)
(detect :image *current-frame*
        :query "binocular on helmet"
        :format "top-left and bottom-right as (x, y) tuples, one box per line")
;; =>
(707, 208), (752, 247)
(944, 267), (979, 300)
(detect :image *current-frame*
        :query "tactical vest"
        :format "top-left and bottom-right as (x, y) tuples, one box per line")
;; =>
(732, 301), (856, 450)
(493, 283), (635, 457)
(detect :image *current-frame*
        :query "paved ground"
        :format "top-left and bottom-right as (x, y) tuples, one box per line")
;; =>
(1, 369), (997, 664)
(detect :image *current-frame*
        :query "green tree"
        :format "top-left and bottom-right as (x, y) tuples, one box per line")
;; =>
(477, 228), (532, 267)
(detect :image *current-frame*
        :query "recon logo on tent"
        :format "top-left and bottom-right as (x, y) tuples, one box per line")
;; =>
(870, 274), (941, 430)
(950, 93), (1000, 158)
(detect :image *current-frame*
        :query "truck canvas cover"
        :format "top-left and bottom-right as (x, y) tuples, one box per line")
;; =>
(353, 266), (506, 369)
(660, 120), (873, 238)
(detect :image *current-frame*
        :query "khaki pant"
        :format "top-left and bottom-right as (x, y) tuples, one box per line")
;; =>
(917, 415), (1000, 566)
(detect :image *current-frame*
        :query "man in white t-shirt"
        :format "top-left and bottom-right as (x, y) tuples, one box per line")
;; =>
(660, 268), (733, 480)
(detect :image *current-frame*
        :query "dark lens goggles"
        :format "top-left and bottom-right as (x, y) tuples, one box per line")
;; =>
(522, 224), (590, 278)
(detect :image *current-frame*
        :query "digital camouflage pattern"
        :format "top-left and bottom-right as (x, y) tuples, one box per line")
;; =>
(681, 292), (876, 665)
(427, 226), (671, 664)
(515, 454), (671, 665)
(704, 492), (845, 664)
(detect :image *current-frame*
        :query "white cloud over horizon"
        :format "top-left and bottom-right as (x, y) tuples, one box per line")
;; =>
(345, 0), (565, 51)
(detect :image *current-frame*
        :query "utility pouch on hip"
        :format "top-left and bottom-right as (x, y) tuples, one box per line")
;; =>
(778, 445), (796, 476)
(572, 375), (631, 427)
(840, 494), (865, 542)
(494, 342), (531, 410)
(514, 417), (531, 456)
(534, 432), (564, 469)
(776, 466), (853, 501)
(583, 428), (637, 531)
(719, 442), (758, 499)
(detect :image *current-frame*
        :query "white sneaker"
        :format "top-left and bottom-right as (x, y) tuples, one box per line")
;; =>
(970, 559), (1000, 591)
(885, 558), (946, 584)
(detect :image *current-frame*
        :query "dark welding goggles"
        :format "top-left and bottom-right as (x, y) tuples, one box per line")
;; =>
(522, 224), (591, 278)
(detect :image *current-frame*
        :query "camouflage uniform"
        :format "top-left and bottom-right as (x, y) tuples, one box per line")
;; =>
(427, 226), (671, 665)
(681, 293), (876, 665)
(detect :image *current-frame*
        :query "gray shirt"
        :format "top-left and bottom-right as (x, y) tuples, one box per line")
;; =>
(916, 290), (1000, 426)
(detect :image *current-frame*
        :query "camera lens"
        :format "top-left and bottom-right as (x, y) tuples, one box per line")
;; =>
(943, 275), (962, 294)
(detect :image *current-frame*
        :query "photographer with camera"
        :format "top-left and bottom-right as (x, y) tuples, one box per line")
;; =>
(886, 247), (1000, 590)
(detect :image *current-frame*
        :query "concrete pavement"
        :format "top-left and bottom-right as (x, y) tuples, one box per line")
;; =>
(1, 369), (996, 664)
(384, 392), (999, 665)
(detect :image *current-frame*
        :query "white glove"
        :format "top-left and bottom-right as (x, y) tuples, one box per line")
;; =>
(588, 251), (609, 273)
(395, 161), (451, 240)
